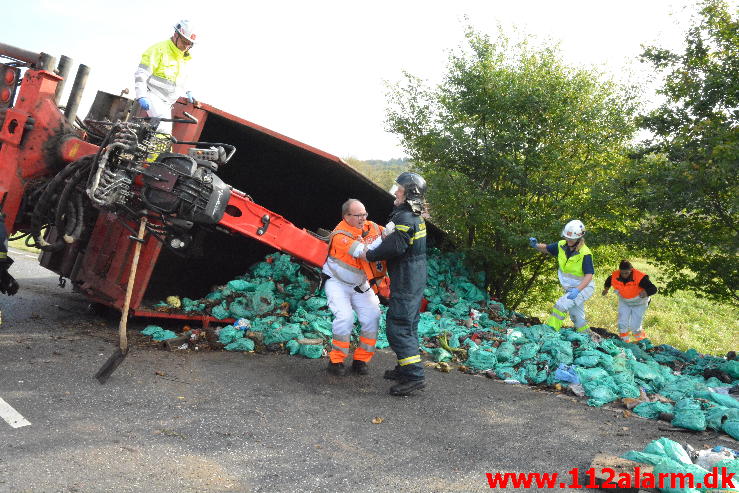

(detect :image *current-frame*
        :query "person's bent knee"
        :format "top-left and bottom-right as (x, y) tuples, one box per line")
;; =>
(334, 311), (354, 325)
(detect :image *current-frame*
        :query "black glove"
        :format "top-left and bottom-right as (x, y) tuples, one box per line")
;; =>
(0, 270), (18, 296)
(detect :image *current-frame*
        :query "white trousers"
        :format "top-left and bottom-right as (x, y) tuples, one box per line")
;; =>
(324, 278), (380, 338)
(553, 283), (595, 329)
(617, 297), (649, 334)
(144, 91), (174, 134)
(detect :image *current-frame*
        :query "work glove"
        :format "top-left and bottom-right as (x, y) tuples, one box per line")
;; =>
(186, 91), (196, 104)
(137, 97), (150, 111)
(382, 221), (395, 238)
(366, 236), (383, 251)
(566, 287), (580, 300)
(528, 237), (538, 248)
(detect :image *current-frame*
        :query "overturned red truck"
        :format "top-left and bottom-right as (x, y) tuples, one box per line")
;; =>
(0, 43), (436, 324)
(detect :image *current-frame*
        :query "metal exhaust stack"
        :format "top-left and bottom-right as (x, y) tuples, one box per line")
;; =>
(53, 55), (72, 105)
(64, 63), (89, 124)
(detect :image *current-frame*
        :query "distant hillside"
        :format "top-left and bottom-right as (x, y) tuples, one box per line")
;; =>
(364, 158), (412, 168)
(343, 157), (410, 190)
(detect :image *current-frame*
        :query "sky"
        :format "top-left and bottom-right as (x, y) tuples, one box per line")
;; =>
(2, 0), (729, 160)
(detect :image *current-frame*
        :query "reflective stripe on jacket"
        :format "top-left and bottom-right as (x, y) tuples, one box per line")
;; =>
(611, 269), (646, 299)
(323, 220), (386, 288)
(366, 204), (426, 296)
(134, 39), (191, 103)
(556, 239), (593, 281)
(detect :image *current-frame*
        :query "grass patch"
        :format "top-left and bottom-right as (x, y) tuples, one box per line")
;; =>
(526, 259), (738, 356)
(9, 237), (40, 254)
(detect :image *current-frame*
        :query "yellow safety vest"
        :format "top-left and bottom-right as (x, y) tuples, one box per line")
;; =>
(136, 39), (191, 100)
(556, 239), (592, 279)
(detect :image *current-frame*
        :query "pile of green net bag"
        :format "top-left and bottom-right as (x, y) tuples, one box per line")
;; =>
(145, 249), (738, 439)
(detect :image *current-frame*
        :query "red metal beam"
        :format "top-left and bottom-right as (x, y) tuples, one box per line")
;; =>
(219, 190), (329, 268)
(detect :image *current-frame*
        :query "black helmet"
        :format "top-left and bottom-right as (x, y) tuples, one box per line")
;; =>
(395, 172), (426, 214)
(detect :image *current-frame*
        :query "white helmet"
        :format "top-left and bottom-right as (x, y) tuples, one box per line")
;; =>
(561, 219), (585, 240)
(174, 20), (197, 44)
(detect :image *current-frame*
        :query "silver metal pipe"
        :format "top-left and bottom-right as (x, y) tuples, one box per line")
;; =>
(54, 55), (73, 104)
(64, 64), (90, 123)
(0, 42), (54, 70)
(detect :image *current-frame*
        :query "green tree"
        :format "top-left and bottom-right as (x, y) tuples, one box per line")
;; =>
(386, 27), (638, 309)
(343, 157), (408, 191)
(626, 0), (738, 303)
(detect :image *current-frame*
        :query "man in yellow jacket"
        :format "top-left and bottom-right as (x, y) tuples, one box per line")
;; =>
(530, 219), (595, 334)
(134, 20), (197, 133)
(322, 199), (386, 376)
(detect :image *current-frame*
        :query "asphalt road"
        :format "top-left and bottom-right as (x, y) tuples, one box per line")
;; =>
(0, 249), (734, 493)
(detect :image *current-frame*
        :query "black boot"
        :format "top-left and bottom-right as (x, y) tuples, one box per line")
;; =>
(351, 360), (369, 375)
(327, 362), (346, 376)
(383, 366), (403, 381)
(389, 379), (426, 396)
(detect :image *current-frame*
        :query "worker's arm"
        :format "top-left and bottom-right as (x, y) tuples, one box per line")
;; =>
(639, 275), (658, 297)
(365, 222), (411, 262)
(365, 230), (409, 261)
(574, 254), (594, 293)
(602, 275), (612, 295)
(134, 43), (159, 100)
(528, 237), (552, 254)
(577, 274), (594, 292)
(529, 238), (559, 257)
(533, 242), (548, 254)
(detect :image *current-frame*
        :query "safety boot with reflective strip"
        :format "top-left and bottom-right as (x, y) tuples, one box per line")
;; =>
(619, 331), (633, 343)
(631, 331), (647, 342)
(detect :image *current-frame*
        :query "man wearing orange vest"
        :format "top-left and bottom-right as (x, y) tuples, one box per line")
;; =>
(322, 199), (386, 376)
(602, 260), (658, 343)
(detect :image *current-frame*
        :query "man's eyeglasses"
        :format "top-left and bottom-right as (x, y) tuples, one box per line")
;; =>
(347, 213), (368, 218)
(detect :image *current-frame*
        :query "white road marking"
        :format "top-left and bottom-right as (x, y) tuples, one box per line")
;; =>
(9, 247), (38, 259)
(0, 397), (31, 428)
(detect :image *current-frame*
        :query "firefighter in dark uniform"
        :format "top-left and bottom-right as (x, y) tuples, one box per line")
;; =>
(362, 172), (428, 396)
(0, 214), (20, 324)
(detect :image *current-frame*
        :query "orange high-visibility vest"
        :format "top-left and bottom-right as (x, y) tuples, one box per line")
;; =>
(328, 220), (389, 296)
(610, 269), (646, 299)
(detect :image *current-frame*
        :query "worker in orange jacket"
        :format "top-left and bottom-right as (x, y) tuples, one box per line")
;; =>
(322, 199), (386, 376)
(602, 260), (658, 343)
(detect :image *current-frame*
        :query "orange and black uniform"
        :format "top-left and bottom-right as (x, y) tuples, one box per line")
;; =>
(604, 269), (657, 298)
(0, 219), (18, 298)
(366, 203), (427, 382)
(604, 269), (657, 342)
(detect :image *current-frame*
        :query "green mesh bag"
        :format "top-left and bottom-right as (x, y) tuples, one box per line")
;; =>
(249, 282), (276, 315)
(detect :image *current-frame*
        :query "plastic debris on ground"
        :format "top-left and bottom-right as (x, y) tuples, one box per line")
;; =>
(623, 437), (739, 492)
(140, 249), (739, 439)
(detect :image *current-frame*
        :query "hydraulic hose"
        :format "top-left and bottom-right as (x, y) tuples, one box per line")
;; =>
(54, 157), (91, 241)
(29, 158), (90, 247)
